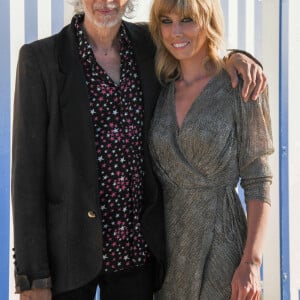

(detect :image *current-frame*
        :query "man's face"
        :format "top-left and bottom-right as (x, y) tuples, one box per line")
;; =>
(82, 0), (129, 28)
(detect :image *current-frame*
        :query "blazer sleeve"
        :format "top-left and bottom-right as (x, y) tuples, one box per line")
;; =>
(11, 43), (52, 292)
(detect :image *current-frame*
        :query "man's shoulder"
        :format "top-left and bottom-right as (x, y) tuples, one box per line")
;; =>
(21, 24), (72, 53)
(123, 21), (151, 40)
(123, 20), (155, 53)
(123, 20), (149, 30)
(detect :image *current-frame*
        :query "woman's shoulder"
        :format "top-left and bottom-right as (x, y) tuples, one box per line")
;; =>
(216, 69), (246, 104)
(160, 82), (173, 97)
(216, 68), (239, 94)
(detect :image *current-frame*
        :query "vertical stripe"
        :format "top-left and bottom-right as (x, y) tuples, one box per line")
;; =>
(220, 0), (229, 49)
(237, 181), (246, 211)
(279, 0), (290, 299)
(51, 0), (64, 34)
(64, 1), (75, 26)
(244, 0), (254, 54)
(289, 1), (300, 297)
(38, 0), (52, 39)
(9, 1), (25, 298)
(227, 0), (238, 48)
(0, 0), (11, 299)
(237, 0), (255, 53)
(95, 286), (100, 300)
(24, 0), (38, 43)
(254, 0), (263, 59)
(237, 0), (246, 50)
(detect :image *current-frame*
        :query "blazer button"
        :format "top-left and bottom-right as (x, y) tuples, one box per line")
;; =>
(88, 211), (96, 218)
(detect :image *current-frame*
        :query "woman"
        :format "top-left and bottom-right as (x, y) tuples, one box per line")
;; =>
(148, 0), (274, 299)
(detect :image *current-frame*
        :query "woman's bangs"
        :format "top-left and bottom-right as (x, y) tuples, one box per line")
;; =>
(156, 0), (196, 19)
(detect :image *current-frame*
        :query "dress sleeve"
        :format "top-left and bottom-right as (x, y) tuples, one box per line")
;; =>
(235, 85), (274, 204)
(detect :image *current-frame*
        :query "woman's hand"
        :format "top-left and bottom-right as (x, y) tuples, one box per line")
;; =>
(224, 52), (267, 101)
(231, 262), (262, 300)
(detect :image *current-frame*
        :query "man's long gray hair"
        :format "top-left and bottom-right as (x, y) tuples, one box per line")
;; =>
(70, 0), (136, 18)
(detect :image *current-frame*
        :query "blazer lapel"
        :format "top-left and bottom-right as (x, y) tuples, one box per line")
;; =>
(124, 22), (161, 137)
(124, 22), (162, 210)
(54, 22), (161, 190)
(55, 25), (97, 188)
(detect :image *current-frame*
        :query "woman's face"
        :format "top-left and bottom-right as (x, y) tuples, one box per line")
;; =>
(82, 0), (129, 28)
(159, 10), (208, 62)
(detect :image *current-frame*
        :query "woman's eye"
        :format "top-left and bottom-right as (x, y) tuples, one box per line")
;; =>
(182, 17), (193, 23)
(160, 18), (172, 24)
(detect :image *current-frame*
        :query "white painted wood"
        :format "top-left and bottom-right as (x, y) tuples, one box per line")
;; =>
(260, 1), (281, 298)
(37, 0), (52, 39)
(289, 1), (300, 299)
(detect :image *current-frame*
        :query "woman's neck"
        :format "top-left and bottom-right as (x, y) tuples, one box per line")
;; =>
(179, 60), (211, 87)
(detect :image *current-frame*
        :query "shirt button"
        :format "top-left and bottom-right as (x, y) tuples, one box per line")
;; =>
(87, 211), (96, 218)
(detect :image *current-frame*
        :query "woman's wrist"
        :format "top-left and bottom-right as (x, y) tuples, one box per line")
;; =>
(226, 49), (263, 69)
(241, 252), (262, 266)
(243, 260), (261, 267)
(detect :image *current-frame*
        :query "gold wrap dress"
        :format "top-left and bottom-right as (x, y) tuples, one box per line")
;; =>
(149, 70), (274, 300)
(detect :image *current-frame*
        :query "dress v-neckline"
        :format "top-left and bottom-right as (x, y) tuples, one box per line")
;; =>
(171, 73), (219, 133)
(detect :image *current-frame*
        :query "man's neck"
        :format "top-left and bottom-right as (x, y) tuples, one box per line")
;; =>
(83, 17), (122, 54)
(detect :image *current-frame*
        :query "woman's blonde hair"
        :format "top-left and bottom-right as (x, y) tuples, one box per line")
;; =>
(149, 0), (225, 84)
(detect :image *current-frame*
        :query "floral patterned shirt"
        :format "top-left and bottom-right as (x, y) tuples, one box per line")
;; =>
(73, 14), (151, 273)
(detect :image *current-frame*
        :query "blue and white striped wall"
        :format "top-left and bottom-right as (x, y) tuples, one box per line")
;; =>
(0, 1), (11, 300)
(0, 1), (299, 299)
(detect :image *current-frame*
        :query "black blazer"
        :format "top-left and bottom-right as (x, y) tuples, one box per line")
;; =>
(11, 21), (165, 295)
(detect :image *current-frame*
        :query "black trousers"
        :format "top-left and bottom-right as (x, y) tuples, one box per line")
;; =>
(53, 263), (155, 300)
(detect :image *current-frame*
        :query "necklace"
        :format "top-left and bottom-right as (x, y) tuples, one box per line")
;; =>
(91, 38), (120, 57)
(91, 44), (110, 56)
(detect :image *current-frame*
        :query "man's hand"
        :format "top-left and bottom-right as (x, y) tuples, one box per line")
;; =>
(224, 52), (267, 101)
(20, 288), (52, 300)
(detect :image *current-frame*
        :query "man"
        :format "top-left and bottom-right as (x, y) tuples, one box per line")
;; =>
(11, 0), (266, 299)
